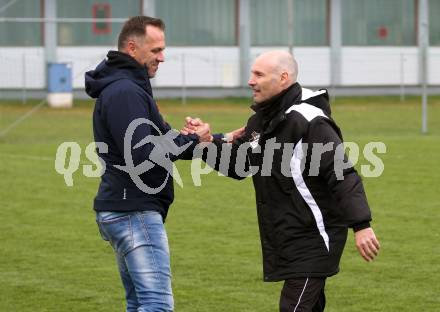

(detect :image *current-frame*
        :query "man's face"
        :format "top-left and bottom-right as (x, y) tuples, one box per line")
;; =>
(248, 57), (284, 104)
(132, 25), (165, 78)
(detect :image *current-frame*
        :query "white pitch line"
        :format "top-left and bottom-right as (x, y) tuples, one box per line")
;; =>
(0, 153), (53, 162)
(0, 53), (105, 138)
(0, 153), (91, 166)
(0, 99), (47, 137)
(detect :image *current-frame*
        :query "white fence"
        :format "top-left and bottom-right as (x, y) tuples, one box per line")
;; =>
(0, 46), (440, 91)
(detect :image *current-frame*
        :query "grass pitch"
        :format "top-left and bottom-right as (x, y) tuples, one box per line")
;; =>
(0, 95), (439, 311)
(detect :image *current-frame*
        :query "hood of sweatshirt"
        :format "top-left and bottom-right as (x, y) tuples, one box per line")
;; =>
(85, 50), (153, 99)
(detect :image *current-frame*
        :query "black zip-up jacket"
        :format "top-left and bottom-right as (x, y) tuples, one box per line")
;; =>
(204, 83), (372, 281)
(85, 51), (199, 221)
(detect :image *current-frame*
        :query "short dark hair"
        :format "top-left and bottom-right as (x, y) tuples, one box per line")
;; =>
(118, 16), (165, 50)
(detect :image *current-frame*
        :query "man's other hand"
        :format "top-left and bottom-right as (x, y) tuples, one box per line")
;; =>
(355, 227), (380, 262)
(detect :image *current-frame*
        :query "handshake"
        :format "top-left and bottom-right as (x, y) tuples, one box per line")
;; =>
(180, 117), (245, 143)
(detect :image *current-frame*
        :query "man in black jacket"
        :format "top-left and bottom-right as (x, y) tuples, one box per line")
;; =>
(85, 16), (212, 312)
(184, 50), (380, 311)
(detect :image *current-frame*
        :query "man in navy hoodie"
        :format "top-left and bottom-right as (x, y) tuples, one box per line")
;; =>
(85, 16), (211, 312)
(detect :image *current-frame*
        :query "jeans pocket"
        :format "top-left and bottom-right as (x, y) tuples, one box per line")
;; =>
(96, 221), (110, 241)
(98, 215), (133, 255)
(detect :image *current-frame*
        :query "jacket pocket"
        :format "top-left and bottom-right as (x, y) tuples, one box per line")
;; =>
(271, 170), (295, 194)
(262, 174), (313, 231)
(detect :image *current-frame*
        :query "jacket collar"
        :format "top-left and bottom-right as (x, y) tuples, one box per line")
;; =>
(106, 50), (154, 96)
(251, 82), (302, 135)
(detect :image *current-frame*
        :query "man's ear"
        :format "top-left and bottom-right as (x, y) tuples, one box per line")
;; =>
(280, 71), (289, 85)
(126, 39), (137, 58)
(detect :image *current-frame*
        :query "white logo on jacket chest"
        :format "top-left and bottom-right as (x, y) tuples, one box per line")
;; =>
(250, 131), (260, 149)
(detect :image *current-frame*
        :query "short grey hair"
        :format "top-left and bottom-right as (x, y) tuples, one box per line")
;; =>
(274, 51), (298, 83)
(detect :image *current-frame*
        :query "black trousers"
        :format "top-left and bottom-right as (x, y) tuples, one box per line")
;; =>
(279, 278), (326, 312)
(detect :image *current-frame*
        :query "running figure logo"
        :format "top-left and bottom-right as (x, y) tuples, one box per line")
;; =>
(114, 118), (193, 194)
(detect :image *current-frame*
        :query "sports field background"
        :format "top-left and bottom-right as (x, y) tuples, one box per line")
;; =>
(0, 96), (439, 311)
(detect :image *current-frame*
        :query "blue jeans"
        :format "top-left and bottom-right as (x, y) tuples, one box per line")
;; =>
(96, 210), (174, 312)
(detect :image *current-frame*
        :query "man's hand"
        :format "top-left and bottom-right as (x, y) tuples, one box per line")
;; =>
(195, 122), (212, 142)
(180, 116), (212, 142)
(224, 127), (245, 143)
(355, 227), (380, 262)
(180, 116), (202, 135)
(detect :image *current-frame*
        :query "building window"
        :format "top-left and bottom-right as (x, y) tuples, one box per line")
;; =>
(156, 0), (236, 46)
(250, 0), (328, 46)
(429, 0), (440, 45)
(0, 0), (42, 46)
(57, 0), (141, 46)
(342, 0), (416, 46)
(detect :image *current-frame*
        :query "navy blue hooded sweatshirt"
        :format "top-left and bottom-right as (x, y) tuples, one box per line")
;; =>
(85, 51), (199, 220)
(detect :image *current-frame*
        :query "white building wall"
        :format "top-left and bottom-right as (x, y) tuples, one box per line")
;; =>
(251, 47), (331, 86)
(0, 46), (439, 89)
(0, 47), (45, 89)
(341, 47), (419, 86)
(154, 47), (240, 87)
(428, 47), (440, 85)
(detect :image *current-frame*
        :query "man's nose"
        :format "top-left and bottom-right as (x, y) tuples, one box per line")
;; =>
(157, 51), (165, 62)
(248, 78), (255, 86)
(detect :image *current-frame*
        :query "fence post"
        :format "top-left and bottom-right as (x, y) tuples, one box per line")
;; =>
(22, 53), (27, 104)
(400, 52), (405, 102)
(181, 53), (187, 105)
(418, 0), (429, 134)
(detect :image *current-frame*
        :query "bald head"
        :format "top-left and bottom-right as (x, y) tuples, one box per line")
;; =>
(255, 50), (298, 84)
(248, 50), (299, 104)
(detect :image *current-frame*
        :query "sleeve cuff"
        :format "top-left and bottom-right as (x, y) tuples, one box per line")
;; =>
(352, 221), (371, 232)
(212, 133), (224, 141)
(187, 133), (199, 141)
